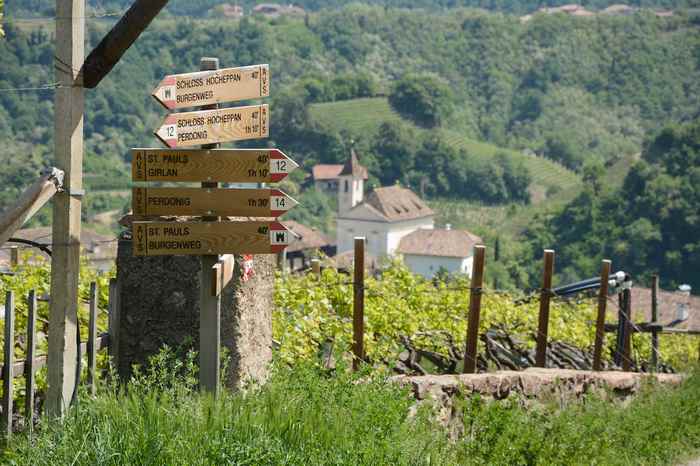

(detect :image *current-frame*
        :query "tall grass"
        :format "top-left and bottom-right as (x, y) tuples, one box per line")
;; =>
(5, 348), (700, 465)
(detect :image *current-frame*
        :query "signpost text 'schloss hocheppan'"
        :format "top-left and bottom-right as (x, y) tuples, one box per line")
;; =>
(131, 61), (298, 394)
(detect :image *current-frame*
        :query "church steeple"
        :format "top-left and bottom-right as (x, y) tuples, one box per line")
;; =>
(337, 148), (367, 214)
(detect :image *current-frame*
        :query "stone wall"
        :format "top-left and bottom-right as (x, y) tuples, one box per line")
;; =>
(391, 368), (683, 436)
(115, 238), (273, 389)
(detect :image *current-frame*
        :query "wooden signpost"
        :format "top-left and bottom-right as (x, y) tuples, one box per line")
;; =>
(132, 58), (297, 395)
(152, 65), (269, 110)
(131, 148), (298, 183)
(154, 104), (268, 148)
(132, 187), (298, 217)
(132, 220), (291, 256)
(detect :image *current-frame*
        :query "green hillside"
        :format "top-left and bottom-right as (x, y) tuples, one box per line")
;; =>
(309, 97), (582, 206)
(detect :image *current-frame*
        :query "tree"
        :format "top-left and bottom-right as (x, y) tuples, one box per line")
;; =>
(388, 74), (454, 128)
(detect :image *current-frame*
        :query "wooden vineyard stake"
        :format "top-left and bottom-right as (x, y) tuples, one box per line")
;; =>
(2, 291), (14, 440)
(593, 260), (611, 371)
(154, 104), (268, 148)
(352, 237), (365, 371)
(25, 290), (37, 434)
(535, 249), (555, 367)
(132, 187), (297, 218)
(87, 282), (98, 396)
(10, 247), (19, 268)
(622, 288), (633, 371)
(463, 245), (486, 374)
(311, 258), (321, 278)
(651, 274), (659, 371)
(131, 148), (297, 183)
(152, 64), (269, 110)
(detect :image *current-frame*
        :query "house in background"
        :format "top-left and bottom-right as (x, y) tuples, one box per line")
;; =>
(0, 227), (117, 272)
(335, 151), (434, 258)
(311, 164), (343, 194)
(610, 285), (698, 331)
(396, 226), (483, 278)
(281, 220), (333, 272)
(311, 149), (368, 197)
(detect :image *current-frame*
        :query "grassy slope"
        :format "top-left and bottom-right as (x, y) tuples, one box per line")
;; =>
(309, 98), (582, 236)
(8, 355), (700, 465)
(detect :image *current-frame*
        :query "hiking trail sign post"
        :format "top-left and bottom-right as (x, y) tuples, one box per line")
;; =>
(154, 105), (268, 148)
(132, 58), (296, 395)
(152, 64), (269, 110)
(132, 187), (298, 217)
(131, 148), (297, 183)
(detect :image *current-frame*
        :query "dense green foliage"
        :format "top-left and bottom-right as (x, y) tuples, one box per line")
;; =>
(6, 346), (700, 465)
(0, 254), (112, 408)
(1, 8), (698, 207)
(1, 5), (698, 284)
(388, 74), (454, 128)
(523, 118), (700, 290)
(274, 262), (697, 371)
(6, 0), (695, 18)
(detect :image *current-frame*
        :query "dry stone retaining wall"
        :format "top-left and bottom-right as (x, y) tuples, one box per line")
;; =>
(391, 368), (683, 435)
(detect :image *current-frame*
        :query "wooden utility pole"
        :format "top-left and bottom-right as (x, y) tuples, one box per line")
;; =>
(535, 249), (555, 367)
(463, 245), (486, 374)
(47, 0), (84, 417)
(651, 274), (659, 371)
(352, 237), (365, 371)
(199, 57), (221, 396)
(593, 260), (611, 371)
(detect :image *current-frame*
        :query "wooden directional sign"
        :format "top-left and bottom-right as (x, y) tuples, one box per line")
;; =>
(152, 64), (269, 110)
(131, 148), (297, 183)
(132, 187), (297, 217)
(154, 104), (268, 148)
(132, 221), (291, 256)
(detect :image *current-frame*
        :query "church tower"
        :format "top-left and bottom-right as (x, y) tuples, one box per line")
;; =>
(337, 149), (367, 214)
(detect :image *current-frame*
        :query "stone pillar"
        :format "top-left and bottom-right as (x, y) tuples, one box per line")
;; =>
(114, 236), (273, 389)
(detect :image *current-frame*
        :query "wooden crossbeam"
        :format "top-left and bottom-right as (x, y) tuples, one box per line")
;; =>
(0, 168), (64, 248)
(81, 0), (170, 88)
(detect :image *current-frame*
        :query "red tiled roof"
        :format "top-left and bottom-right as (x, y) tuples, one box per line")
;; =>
(361, 186), (433, 222)
(312, 164), (344, 181)
(282, 220), (330, 253)
(609, 286), (699, 331)
(397, 228), (483, 258)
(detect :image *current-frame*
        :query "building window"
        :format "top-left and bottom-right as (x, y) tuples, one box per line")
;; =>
(344, 180), (349, 193)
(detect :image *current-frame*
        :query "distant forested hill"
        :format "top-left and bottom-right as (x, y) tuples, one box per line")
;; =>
(0, 6), (698, 228)
(5, 0), (695, 18)
(522, 118), (700, 289)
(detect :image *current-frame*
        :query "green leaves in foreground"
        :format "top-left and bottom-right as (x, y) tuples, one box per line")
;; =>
(4, 347), (700, 465)
(4, 350), (450, 466)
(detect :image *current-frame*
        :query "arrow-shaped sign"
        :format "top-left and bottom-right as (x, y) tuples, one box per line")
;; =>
(152, 64), (269, 110)
(132, 220), (291, 256)
(132, 187), (298, 218)
(131, 148), (298, 183)
(154, 104), (268, 148)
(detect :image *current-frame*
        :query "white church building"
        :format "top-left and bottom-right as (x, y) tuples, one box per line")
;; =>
(325, 150), (485, 278)
(335, 151), (435, 257)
